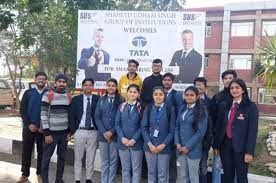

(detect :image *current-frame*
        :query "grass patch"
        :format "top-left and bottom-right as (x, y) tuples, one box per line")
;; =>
(248, 118), (276, 177)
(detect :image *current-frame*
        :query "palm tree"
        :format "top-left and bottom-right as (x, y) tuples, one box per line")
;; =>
(255, 31), (276, 90)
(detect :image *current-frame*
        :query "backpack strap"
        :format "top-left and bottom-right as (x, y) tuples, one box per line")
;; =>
(48, 90), (55, 105)
(120, 102), (128, 112)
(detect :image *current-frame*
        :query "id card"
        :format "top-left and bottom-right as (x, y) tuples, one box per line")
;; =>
(153, 129), (159, 137)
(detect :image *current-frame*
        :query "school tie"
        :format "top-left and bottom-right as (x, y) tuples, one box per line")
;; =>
(128, 104), (134, 113)
(108, 97), (114, 110)
(85, 97), (92, 129)
(226, 102), (239, 139)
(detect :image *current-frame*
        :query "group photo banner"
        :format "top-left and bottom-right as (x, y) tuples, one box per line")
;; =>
(76, 10), (206, 90)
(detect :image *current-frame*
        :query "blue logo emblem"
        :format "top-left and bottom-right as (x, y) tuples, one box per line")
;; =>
(132, 36), (147, 48)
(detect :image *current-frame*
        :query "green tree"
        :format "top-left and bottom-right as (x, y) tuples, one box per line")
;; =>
(255, 32), (276, 90)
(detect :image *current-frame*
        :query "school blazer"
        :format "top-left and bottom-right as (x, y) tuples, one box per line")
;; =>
(115, 103), (143, 151)
(95, 96), (124, 142)
(69, 94), (99, 134)
(141, 103), (176, 154)
(213, 99), (259, 155)
(174, 105), (207, 159)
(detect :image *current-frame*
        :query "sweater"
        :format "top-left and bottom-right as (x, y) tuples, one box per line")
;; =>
(118, 73), (143, 100)
(41, 89), (71, 136)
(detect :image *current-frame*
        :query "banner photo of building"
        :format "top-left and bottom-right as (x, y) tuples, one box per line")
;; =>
(76, 10), (206, 90)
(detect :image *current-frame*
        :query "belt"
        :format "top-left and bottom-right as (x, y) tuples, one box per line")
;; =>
(79, 127), (96, 130)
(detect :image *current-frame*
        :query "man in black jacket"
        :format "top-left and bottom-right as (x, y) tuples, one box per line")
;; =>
(194, 77), (213, 183)
(210, 70), (237, 183)
(170, 29), (202, 84)
(18, 72), (48, 183)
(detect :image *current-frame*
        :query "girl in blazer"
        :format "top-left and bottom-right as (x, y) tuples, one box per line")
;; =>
(213, 78), (259, 183)
(141, 86), (175, 183)
(175, 86), (207, 183)
(95, 78), (124, 183)
(115, 84), (143, 183)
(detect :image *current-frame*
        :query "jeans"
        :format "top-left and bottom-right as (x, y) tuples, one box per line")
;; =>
(212, 153), (222, 183)
(178, 154), (200, 183)
(145, 152), (170, 183)
(99, 141), (118, 183)
(119, 149), (143, 183)
(41, 133), (68, 183)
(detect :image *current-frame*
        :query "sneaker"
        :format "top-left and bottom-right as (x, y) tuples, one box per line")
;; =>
(16, 176), (28, 183)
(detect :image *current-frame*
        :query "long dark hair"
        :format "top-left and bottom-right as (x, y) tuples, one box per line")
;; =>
(229, 78), (250, 103)
(184, 86), (205, 131)
(105, 78), (121, 108)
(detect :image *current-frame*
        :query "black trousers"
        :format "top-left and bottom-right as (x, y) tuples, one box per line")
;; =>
(21, 127), (44, 177)
(220, 138), (248, 183)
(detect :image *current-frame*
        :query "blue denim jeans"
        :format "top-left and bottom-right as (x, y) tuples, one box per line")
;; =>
(99, 141), (118, 183)
(41, 133), (68, 183)
(178, 154), (200, 183)
(119, 149), (143, 183)
(145, 152), (170, 183)
(212, 154), (222, 183)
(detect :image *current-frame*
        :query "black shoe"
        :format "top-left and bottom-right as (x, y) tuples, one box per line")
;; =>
(86, 180), (92, 183)
(76, 181), (81, 183)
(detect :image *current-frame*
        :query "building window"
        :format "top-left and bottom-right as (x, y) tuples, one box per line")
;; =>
(229, 54), (252, 70)
(205, 23), (212, 37)
(247, 87), (251, 99)
(262, 21), (276, 36)
(258, 88), (276, 105)
(231, 22), (254, 37)
(204, 54), (209, 68)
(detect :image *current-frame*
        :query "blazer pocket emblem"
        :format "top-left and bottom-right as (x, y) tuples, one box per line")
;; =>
(237, 113), (245, 120)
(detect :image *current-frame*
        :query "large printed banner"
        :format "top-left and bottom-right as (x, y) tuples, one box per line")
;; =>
(76, 10), (205, 90)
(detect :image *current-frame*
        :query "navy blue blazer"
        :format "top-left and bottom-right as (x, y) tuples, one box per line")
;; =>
(69, 94), (99, 134)
(78, 47), (111, 81)
(213, 99), (259, 156)
(175, 105), (207, 159)
(165, 89), (183, 116)
(115, 102), (143, 151)
(95, 95), (124, 142)
(141, 103), (176, 154)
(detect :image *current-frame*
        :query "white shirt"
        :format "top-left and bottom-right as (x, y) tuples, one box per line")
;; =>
(182, 103), (196, 120)
(228, 99), (241, 120)
(35, 86), (46, 94)
(128, 100), (137, 112)
(166, 88), (173, 97)
(79, 95), (93, 128)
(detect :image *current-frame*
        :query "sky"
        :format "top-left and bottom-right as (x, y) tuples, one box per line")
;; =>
(183, 0), (269, 8)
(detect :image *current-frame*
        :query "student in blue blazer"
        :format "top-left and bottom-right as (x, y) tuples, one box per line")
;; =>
(213, 79), (259, 183)
(95, 78), (124, 183)
(175, 86), (207, 183)
(162, 72), (181, 183)
(115, 84), (143, 183)
(141, 86), (176, 183)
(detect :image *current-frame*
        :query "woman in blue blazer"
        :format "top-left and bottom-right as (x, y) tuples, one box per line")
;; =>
(141, 86), (175, 183)
(115, 84), (143, 183)
(95, 78), (124, 183)
(213, 79), (259, 183)
(175, 86), (207, 183)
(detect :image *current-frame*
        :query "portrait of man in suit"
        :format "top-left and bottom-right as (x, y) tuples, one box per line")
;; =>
(169, 29), (202, 83)
(78, 28), (111, 81)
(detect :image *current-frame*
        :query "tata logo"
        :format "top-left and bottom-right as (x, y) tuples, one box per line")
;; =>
(130, 36), (149, 57)
(132, 36), (147, 48)
(183, 14), (200, 21)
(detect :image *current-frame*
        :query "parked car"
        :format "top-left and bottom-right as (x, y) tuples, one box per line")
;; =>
(0, 79), (14, 108)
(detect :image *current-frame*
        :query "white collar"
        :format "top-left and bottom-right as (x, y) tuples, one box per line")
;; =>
(166, 88), (173, 95)
(83, 94), (92, 100)
(187, 103), (196, 109)
(35, 86), (46, 94)
(155, 102), (164, 109)
(232, 99), (241, 106)
(183, 48), (193, 55)
(128, 100), (137, 106)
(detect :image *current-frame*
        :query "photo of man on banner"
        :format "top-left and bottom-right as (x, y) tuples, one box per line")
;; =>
(78, 28), (111, 81)
(170, 29), (202, 84)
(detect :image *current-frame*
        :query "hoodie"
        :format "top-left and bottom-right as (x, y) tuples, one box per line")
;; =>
(118, 73), (143, 100)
